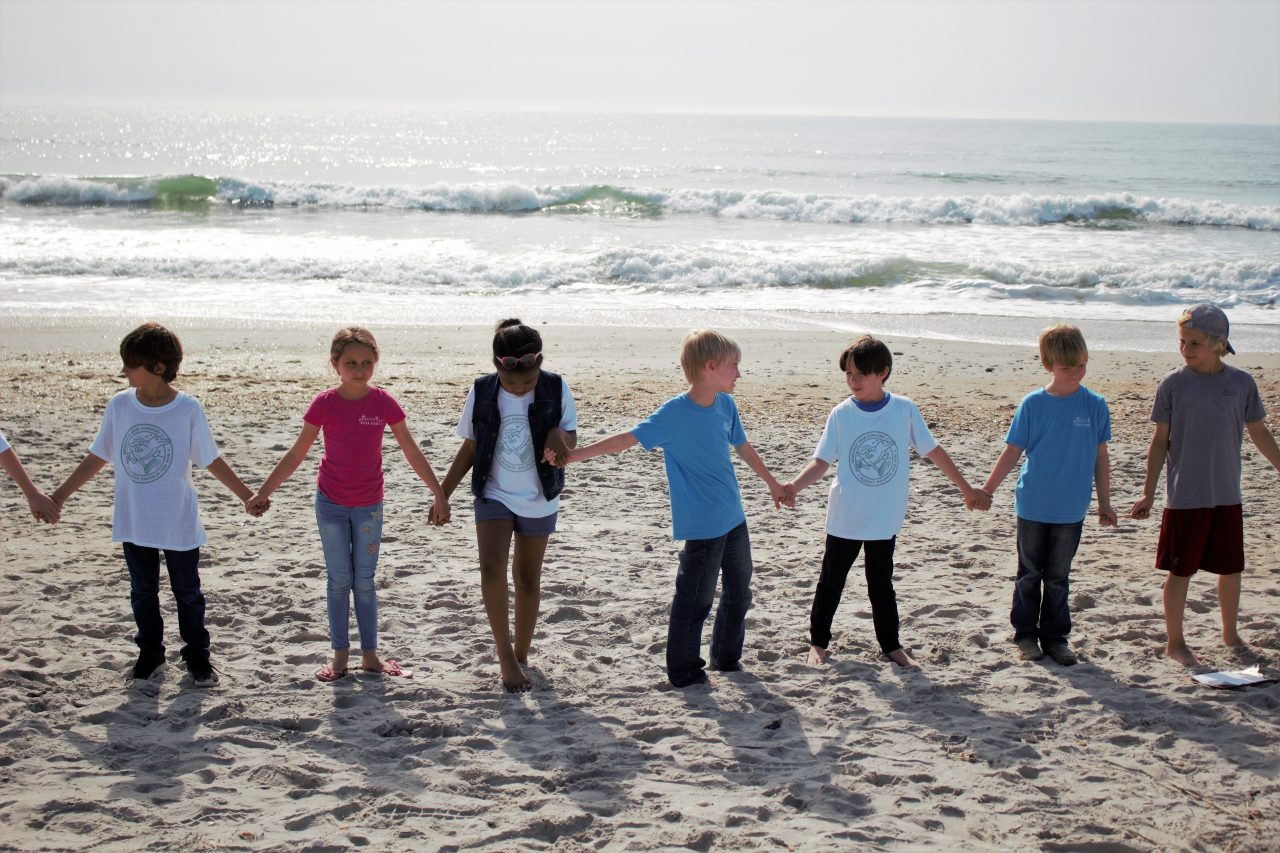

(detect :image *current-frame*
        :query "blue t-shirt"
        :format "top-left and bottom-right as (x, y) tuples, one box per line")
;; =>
(1006, 385), (1112, 524)
(632, 392), (748, 541)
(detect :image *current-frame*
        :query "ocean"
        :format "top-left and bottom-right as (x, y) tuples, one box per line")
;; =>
(1, 107), (1277, 351)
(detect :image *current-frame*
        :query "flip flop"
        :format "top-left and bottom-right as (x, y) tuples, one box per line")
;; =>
(363, 659), (409, 677)
(316, 664), (348, 683)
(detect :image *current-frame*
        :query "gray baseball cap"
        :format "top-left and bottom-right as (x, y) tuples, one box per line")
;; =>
(1183, 303), (1236, 354)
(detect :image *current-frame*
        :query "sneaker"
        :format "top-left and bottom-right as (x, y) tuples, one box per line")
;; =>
(132, 650), (166, 679)
(1043, 640), (1078, 666)
(185, 655), (221, 687)
(1015, 637), (1045, 661)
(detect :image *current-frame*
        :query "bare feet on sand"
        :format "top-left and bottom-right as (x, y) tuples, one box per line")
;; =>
(1223, 632), (1244, 648)
(888, 649), (920, 668)
(499, 646), (531, 692)
(1165, 643), (1199, 666)
(807, 645), (829, 665)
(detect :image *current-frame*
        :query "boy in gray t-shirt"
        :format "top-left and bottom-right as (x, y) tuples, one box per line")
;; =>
(1130, 304), (1280, 667)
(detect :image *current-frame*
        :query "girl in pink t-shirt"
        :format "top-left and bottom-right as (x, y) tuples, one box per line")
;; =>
(252, 327), (448, 682)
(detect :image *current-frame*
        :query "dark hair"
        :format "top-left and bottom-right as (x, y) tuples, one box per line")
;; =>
(120, 322), (183, 382)
(838, 335), (892, 382)
(330, 326), (380, 365)
(492, 318), (542, 359)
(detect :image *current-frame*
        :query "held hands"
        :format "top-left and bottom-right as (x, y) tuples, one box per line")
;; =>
(244, 492), (271, 517)
(29, 491), (60, 524)
(428, 496), (451, 526)
(767, 480), (793, 510)
(542, 428), (573, 468)
(965, 488), (993, 512)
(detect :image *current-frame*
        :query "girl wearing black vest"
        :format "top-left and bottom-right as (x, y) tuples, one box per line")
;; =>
(436, 320), (578, 692)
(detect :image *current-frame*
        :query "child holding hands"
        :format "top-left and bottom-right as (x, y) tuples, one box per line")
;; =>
(251, 327), (446, 682)
(51, 323), (259, 686)
(785, 336), (983, 669)
(0, 428), (60, 523)
(1130, 305), (1280, 666)
(978, 324), (1115, 666)
(563, 329), (786, 688)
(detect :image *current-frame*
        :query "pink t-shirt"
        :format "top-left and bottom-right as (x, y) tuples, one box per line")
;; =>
(303, 387), (406, 507)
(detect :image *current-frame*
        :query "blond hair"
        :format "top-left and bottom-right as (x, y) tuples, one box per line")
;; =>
(1038, 324), (1087, 369)
(680, 329), (741, 383)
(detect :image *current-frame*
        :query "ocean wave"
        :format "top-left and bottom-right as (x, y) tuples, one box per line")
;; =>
(2, 235), (1275, 309)
(2, 174), (1277, 230)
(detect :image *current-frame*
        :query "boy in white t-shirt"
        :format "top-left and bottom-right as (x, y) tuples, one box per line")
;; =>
(784, 336), (985, 668)
(52, 323), (261, 687)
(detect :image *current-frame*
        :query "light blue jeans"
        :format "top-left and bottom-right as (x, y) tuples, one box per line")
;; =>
(315, 490), (383, 651)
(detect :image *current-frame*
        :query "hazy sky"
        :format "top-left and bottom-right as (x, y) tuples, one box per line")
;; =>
(1, 0), (1277, 123)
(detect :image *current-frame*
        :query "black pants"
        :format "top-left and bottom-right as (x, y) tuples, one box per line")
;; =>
(809, 534), (900, 654)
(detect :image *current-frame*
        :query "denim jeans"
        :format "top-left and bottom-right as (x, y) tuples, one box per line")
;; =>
(315, 490), (383, 651)
(809, 535), (900, 654)
(1012, 517), (1083, 643)
(666, 521), (753, 687)
(122, 542), (209, 662)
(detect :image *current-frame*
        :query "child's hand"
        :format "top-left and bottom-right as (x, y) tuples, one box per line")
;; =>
(429, 499), (451, 526)
(1129, 496), (1154, 520)
(1097, 504), (1118, 526)
(29, 492), (60, 524)
(543, 428), (573, 467)
(768, 481), (790, 510)
(781, 482), (798, 509)
(245, 493), (270, 517)
(965, 488), (992, 512)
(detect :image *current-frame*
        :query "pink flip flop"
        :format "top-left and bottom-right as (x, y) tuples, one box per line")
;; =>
(363, 659), (408, 677)
(316, 664), (347, 683)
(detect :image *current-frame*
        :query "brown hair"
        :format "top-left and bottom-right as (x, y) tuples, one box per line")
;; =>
(330, 326), (379, 366)
(838, 335), (892, 382)
(120, 322), (183, 382)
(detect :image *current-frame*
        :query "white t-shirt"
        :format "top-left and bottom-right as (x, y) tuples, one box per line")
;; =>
(456, 379), (577, 518)
(0, 428), (9, 454)
(814, 394), (938, 541)
(89, 390), (221, 550)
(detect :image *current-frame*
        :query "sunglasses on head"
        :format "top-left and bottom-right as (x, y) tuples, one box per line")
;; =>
(496, 352), (541, 370)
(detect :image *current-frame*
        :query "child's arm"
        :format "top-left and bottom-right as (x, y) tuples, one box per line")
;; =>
(1129, 422), (1170, 519)
(784, 458), (831, 507)
(566, 431), (638, 464)
(251, 423), (321, 511)
(734, 441), (787, 508)
(388, 420), (447, 520)
(979, 444), (1023, 501)
(543, 427), (578, 466)
(206, 457), (256, 510)
(0, 448), (61, 523)
(1245, 419), (1280, 473)
(924, 445), (984, 509)
(1095, 442), (1117, 526)
(433, 438), (476, 524)
(50, 452), (109, 513)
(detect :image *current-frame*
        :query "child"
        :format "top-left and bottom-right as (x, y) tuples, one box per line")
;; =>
(250, 327), (447, 682)
(1129, 304), (1280, 666)
(434, 319), (577, 693)
(784, 335), (982, 669)
(978, 324), (1116, 667)
(51, 323), (258, 686)
(0, 427), (61, 523)
(562, 329), (786, 688)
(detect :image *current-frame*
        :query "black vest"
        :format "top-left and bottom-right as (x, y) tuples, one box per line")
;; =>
(470, 370), (566, 502)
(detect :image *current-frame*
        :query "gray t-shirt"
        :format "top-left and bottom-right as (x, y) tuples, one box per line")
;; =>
(1151, 364), (1266, 509)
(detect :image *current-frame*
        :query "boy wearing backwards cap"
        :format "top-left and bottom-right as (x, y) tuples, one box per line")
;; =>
(1130, 304), (1280, 666)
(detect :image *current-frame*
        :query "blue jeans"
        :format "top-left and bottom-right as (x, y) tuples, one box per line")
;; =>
(1012, 517), (1083, 643)
(122, 542), (209, 662)
(315, 490), (383, 651)
(666, 521), (753, 687)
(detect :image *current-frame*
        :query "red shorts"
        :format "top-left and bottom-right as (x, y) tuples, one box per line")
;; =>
(1156, 505), (1244, 577)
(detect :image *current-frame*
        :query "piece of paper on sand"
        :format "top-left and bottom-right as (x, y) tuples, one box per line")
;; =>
(1191, 664), (1275, 689)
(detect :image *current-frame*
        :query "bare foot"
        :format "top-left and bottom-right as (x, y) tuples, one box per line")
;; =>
(1223, 633), (1244, 648)
(359, 651), (382, 671)
(807, 645), (829, 665)
(888, 649), (920, 668)
(514, 645), (530, 667)
(1165, 643), (1199, 666)
(499, 655), (531, 692)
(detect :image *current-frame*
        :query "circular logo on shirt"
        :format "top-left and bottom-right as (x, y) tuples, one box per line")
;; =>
(120, 424), (173, 484)
(849, 431), (898, 486)
(497, 413), (535, 473)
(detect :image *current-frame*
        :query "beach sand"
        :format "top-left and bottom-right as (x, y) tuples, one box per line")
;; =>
(1, 321), (1277, 851)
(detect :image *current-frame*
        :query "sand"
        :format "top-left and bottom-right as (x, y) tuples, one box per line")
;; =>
(0, 321), (1277, 851)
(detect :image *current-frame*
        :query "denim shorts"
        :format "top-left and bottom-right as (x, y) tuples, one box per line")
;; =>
(473, 497), (557, 536)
